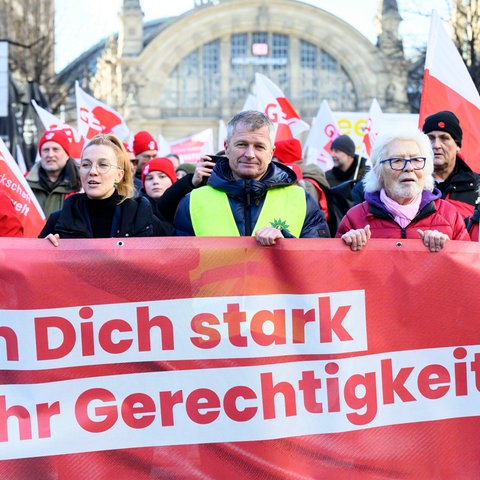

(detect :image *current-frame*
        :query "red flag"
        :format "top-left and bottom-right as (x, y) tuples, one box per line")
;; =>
(303, 99), (340, 170)
(0, 138), (45, 236)
(255, 73), (309, 140)
(31, 100), (85, 159)
(419, 10), (480, 172)
(361, 98), (383, 158)
(75, 81), (130, 140)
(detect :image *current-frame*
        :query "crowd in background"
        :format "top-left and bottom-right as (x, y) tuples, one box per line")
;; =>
(2, 108), (480, 252)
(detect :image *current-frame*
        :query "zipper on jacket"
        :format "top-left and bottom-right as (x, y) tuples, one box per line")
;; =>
(245, 180), (252, 236)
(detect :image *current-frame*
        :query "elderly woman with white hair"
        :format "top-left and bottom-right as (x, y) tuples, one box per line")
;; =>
(336, 128), (470, 252)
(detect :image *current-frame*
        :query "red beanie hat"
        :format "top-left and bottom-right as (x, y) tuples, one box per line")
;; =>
(289, 163), (303, 180)
(274, 138), (302, 164)
(142, 157), (177, 187)
(38, 129), (70, 156)
(133, 131), (158, 156)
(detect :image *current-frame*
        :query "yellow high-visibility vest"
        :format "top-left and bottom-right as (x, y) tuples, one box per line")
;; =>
(189, 185), (306, 237)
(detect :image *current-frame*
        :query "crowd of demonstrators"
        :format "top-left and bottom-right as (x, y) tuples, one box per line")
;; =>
(39, 134), (173, 245)
(174, 110), (330, 245)
(0, 191), (23, 237)
(3, 107), (480, 250)
(421, 110), (480, 218)
(26, 129), (82, 218)
(132, 130), (158, 195)
(336, 128), (470, 252)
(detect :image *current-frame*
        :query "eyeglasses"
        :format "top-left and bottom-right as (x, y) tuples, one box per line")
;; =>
(79, 160), (122, 174)
(379, 157), (426, 171)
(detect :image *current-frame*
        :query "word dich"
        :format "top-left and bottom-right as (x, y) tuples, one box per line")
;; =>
(1, 294), (363, 362)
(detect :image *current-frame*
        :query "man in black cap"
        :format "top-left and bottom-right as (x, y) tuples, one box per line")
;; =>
(422, 110), (479, 218)
(325, 134), (369, 235)
(326, 135), (369, 187)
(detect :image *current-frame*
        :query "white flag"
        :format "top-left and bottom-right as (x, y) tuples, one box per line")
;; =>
(361, 98), (383, 158)
(75, 81), (130, 140)
(15, 145), (27, 175)
(255, 73), (309, 140)
(303, 100), (341, 171)
(217, 119), (227, 152)
(31, 100), (86, 159)
(157, 134), (171, 157)
(242, 94), (258, 112)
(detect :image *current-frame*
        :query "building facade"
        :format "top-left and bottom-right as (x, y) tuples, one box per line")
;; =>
(61, 0), (409, 142)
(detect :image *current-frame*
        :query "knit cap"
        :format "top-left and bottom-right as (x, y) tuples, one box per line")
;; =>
(38, 129), (70, 156)
(422, 111), (462, 147)
(274, 138), (302, 164)
(331, 135), (356, 157)
(133, 131), (158, 156)
(176, 163), (196, 175)
(142, 157), (176, 187)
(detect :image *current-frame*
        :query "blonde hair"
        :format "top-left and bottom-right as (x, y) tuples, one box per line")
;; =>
(82, 134), (134, 199)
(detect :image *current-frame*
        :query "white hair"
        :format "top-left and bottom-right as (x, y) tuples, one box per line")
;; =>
(363, 128), (435, 193)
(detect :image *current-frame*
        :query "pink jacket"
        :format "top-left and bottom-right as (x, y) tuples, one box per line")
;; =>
(336, 190), (470, 241)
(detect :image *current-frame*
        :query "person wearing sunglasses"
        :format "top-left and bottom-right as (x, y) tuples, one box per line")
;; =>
(40, 134), (173, 245)
(336, 128), (470, 252)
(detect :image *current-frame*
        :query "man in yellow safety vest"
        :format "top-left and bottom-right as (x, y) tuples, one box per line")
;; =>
(174, 110), (330, 245)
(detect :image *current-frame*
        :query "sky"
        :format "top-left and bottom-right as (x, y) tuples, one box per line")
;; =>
(55, 0), (452, 72)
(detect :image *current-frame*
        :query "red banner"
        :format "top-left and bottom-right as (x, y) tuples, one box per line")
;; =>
(1, 237), (480, 479)
(0, 139), (45, 237)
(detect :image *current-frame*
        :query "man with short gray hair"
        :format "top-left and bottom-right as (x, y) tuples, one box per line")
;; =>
(174, 110), (330, 244)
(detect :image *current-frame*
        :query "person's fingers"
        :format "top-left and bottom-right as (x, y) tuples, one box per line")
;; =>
(417, 230), (449, 252)
(46, 233), (59, 247)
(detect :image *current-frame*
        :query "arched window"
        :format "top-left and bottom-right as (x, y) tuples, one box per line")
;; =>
(299, 40), (357, 115)
(160, 34), (357, 118)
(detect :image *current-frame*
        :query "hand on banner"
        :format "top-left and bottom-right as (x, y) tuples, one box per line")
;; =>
(45, 233), (60, 247)
(254, 226), (284, 246)
(341, 224), (371, 251)
(417, 229), (449, 252)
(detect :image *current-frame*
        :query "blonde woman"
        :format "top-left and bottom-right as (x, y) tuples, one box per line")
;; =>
(40, 134), (172, 244)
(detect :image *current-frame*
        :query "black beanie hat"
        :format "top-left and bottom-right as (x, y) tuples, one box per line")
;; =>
(422, 111), (462, 147)
(331, 135), (356, 157)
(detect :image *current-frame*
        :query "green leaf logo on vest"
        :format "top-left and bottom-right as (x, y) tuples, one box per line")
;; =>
(270, 218), (289, 230)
